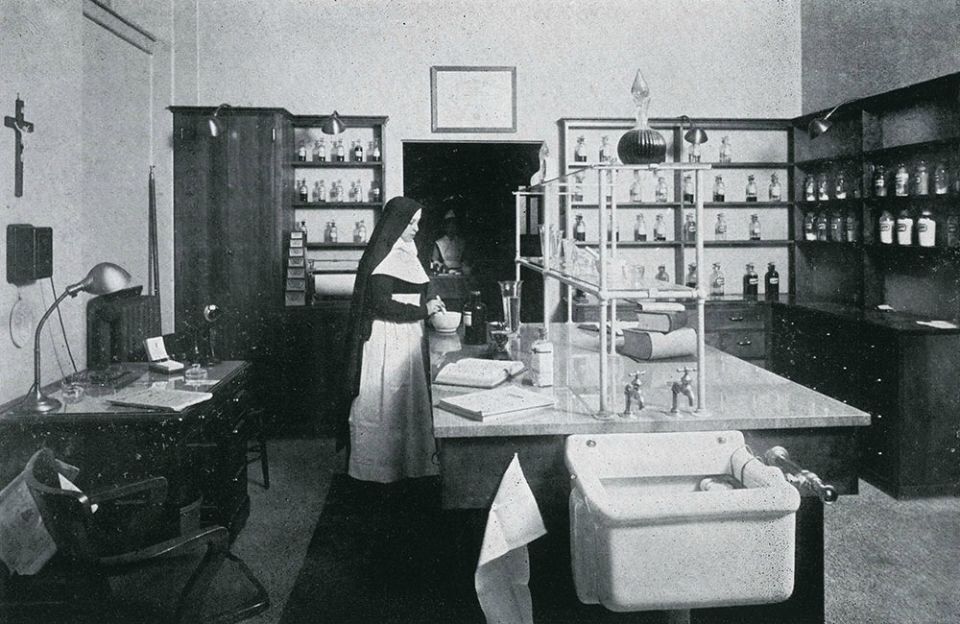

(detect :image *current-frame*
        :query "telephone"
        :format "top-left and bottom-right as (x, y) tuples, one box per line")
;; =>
(143, 336), (184, 374)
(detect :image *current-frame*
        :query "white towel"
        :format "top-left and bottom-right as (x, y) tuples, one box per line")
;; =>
(475, 454), (547, 624)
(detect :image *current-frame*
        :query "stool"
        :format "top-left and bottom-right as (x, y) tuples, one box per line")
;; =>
(246, 409), (270, 489)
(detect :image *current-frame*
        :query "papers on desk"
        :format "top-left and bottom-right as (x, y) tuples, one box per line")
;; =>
(108, 386), (212, 412)
(916, 319), (958, 330)
(435, 358), (524, 388)
(438, 386), (555, 421)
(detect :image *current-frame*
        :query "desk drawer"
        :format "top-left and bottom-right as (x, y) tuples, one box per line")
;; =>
(718, 329), (766, 360)
(705, 304), (764, 331)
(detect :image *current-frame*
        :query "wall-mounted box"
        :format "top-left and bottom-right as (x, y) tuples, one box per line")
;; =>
(6, 224), (53, 284)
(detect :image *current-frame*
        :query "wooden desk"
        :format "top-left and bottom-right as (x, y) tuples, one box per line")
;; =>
(0, 361), (254, 537)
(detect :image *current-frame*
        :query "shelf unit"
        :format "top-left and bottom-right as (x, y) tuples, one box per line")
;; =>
(516, 162), (710, 418)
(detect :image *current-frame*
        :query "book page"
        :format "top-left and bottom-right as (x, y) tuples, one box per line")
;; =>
(438, 385), (555, 420)
(108, 386), (212, 412)
(435, 358), (524, 388)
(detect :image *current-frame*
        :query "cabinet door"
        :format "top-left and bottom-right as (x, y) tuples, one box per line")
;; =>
(858, 330), (900, 487)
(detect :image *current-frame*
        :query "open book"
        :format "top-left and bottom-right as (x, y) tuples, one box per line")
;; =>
(107, 386), (213, 412)
(437, 385), (555, 421)
(434, 358), (525, 388)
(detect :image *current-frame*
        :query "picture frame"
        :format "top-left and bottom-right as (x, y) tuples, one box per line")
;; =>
(430, 66), (517, 133)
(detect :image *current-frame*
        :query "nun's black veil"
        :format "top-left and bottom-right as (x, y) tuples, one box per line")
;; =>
(336, 196), (428, 448)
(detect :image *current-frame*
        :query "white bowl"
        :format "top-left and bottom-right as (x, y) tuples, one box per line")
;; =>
(430, 310), (462, 333)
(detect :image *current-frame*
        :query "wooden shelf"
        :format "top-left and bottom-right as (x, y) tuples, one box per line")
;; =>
(571, 202), (681, 208)
(305, 242), (368, 250)
(290, 161), (382, 168)
(575, 240), (680, 248)
(862, 137), (960, 160)
(793, 154), (862, 169)
(682, 240), (794, 248)
(797, 199), (862, 210)
(702, 201), (793, 209)
(700, 161), (792, 169)
(292, 201), (383, 209)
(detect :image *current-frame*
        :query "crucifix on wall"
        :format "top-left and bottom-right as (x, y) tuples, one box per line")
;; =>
(4, 95), (35, 198)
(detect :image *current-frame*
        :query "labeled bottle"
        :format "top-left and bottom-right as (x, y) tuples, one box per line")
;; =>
(529, 329), (554, 387)
(634, 214), (648, 241)
(353, 140), (364, 162)
(630, 170), (643, 202)
(574, 214), (586, 241)
(463, 290), (488, 345)
(655, 176), (669, 203)
(749, 213), (761, 240)
(745, 175), (758, 202)
(653, 214), (667, 241)
(369, 182), (381, 203)
(357, 219), (368, 243)
(713, 175), (726, 202)
(683, 175), (695, 203)
(894, 163), (909, 197)
(323, 221), (330, 242)
(829, 210), (843, 242)
(769, 173), (782, 202)
(371, 139), (382, 162)
(719, 136), (732, 163)
(335, 139), (346, 162)
(655, 265), (670, 282)
(312, 181), (323, 203)
(312, 140), (323, 162)
(815, 211), (829, 241)
(835, 171), (847, 199)
(803, 211), (816, 241)
(933, 162), (949, 195)
(844, 211), (858, 243)
(817, 173), (830, 200)
(709, 262), (725, 298)
(328, 221), (338, 243)
(683, 213), (697, 242)
(764, 263), (780, 302)
(574, 136), (587, 162)
(895, 208), (913, 245)
(606, 219), (619, 242)
(873, 165), (887, 197)
(742, 263), (759, 301)
(914, 160), (929, 195)
(317, 138), (327, 162)
(715, 212), (728, 240)
(803, 174), (816, 201)
(916, 208), (936, 247)
(685, 263), (698, 288)
(946, 215), (960, 247)
(878, 209), (894, 244)
(573, 172), (584, 202)
(599, 135), (613, 163)
(353, 221), (363, 243)
(328, 180), (339, 202)
(297, 141), (307, 162)
(298, 179), (309, 202)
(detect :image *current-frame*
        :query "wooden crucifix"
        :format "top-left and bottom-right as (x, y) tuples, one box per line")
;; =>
(4, 95), (35, 197)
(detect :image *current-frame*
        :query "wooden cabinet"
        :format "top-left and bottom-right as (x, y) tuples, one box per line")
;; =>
(171, 107), (293, 361)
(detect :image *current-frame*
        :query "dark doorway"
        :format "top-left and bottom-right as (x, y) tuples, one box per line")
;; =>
(403, 141), (542, 321)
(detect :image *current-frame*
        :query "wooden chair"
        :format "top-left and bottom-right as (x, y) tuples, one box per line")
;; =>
(14, 448), (269, 624)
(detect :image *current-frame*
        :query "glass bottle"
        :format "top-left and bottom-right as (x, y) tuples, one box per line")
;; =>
(878, 209), (894, 244)
(573, 172), (584, 202)
(914, 160), (929, 195)
(954, 161), (960, 194)
(357, 219), (368, 243)
(742, 263), (759, 301)
(653, 214), (667, 241)
(749, 213), (761, 240)
(630, 170), (643, 202)
(709, 263), (725, 298)
(634, 214), (647, 241)
(371, 139), (382, 162)
(574, 136), (587, 162)
(713, 175), (726, 202)
(719, 136), (732, 163)
(297, 141), (307, 162)
(916, 208), (935, 247)
(297, 179), (308, 202)
(745, 175), (758, 202)
(353, 221), (362, 243)
(815, 210), (829, 241)
(685, 263), (698, 288)
(369, 182), (381, 203)
(317, 138), (327, 162)
(599, 135), (613, 163)
(829, 210), (843, 242)
(323, 221), (330, 242)
(894, 163), (909, 197)
(312, 140), (323, 162)
(683, 213), (697, 242)
(688, 139), (701, 163)
(463, 290), (488, 345)
(845, 210), (858, 243)
(335, 139), (346, 162)
(895, 208), (913, 245)
(353, 140), (364, 162)
(834, 171), (847, 199)
(803, 211), (816, 241)
(350, 180), (362, 202)
(715, 212), (728, 240)
(873, 164), (887, 197)
(933, 162), (949, 195)
(817, 173), (830, 200)
(655, 265), (670, 282)
(311, 181), (322, 203)
(803, 174), (816, 201)
(769, 173), (782, 202)
(316, 179), (327, 202)
(606, 218), (618, 242)
(328, 179), (340, 202)
(683, 175), (695, 203)
(764, 263), (780, 302)
(655, 176), (669, 203)
(574, 214), (586, 241)
(529, 328), (554, 388)
(946, 215), (960, 247)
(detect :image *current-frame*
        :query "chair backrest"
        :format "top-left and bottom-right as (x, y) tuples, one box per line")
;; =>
(24, 448), (100, 562)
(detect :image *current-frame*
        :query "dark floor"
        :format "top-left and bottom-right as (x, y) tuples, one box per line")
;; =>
(235, 438), (959, 624)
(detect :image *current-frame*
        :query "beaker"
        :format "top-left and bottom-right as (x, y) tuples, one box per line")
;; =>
(498, 280), (523, 334)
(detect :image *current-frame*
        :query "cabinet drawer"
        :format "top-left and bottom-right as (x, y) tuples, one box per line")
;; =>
(718, 330), (766, 360)
(705, 304), (764, 331)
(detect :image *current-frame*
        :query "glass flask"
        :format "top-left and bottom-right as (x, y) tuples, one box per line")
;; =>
(715, 212), (728, 240)
(574, 214), (586, 241)
(873, 165), (887, 197)
(655, 265), (670, 282)
(742, 263), (759, 301)
(617, 69), (667, 164)
(804, 174), (816, 201)
(896, 208), (913, 245)
(916, 207), (936, 247)
(655, 177), (669, 203)
(653, 214), (667, 241)
(769, 173), (782, 202)
(764, 263), (780, 302)
(634, 214), (647, 241)
(894, 164), (909, 196)
(803, 211), (816, 241)
(933, 162), (949, 195)
(709, 263), (725, 298)
(835, 171), (847, 200)
(829, 210), (843, 242)
(713, 175), (726, 202)
(749, 213), (761, 240)
(599, 136), (613, 163)
(630, 170), (643, 202)
(817, 173), (830, 200)
(745, 175), (758, 202)
(878, 209), (894, 244)
(844, 211), (858, 243)
(914, 160), (929, 195)
(683, 175), (695, 203)
(685, 263), (697, 288)
(719, 136), (732, 163)
(815, 211), (829, 242)
(575, 136), (588, 162)
(683, 213), (697, 242)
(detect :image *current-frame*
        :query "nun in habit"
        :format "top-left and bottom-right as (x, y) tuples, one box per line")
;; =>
(339, 196), (445, 483)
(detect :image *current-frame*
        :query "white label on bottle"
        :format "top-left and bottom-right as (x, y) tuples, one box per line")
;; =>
(769, 277), (779, 284)
(464, 311), (472, 327)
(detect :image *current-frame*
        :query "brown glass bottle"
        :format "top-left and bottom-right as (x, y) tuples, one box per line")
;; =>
(463, 290), (487, 345)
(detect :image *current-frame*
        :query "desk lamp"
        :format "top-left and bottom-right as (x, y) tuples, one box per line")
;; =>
(808, 100), (852, 139)
(320, 111), (346, 135)
(16, 262), (131, 413)
(679, 115), (709, 162)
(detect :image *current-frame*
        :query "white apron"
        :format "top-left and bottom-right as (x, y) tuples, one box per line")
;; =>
(348, 293), (438, 483)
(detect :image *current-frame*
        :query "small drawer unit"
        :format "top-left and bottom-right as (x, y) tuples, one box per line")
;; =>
(284, 230), (311, 306)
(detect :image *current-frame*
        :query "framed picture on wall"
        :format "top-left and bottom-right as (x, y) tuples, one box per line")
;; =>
(431, 66), (517, 133)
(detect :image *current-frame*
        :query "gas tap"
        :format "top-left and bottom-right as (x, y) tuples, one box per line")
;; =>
(621, 370), (646, 418)
(670, 367), (696, 414)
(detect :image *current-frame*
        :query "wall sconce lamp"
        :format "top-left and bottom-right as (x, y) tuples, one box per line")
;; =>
(15, 262), (131, 413)
(808, 100), (852, 139)
(207, 103), (232, 138)
(678, 115), (709, 162)
(320, 111), (346, 135)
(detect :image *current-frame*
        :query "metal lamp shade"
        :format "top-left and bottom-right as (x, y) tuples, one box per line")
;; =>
(321, 111), (346, 135)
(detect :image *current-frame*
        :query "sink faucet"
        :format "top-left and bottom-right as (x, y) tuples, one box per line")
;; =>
(670, 367), (696, 414)
(621, 371), (646, 417)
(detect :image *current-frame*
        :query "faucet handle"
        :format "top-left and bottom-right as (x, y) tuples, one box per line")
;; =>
(629, 370), (646, 385)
